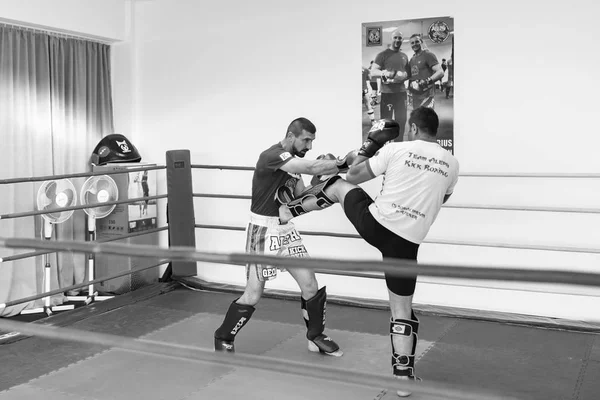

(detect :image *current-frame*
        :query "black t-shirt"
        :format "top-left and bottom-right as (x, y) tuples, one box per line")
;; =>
(250, 143), (300, 217)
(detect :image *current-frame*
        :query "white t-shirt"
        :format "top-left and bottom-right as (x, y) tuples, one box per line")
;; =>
(367, 140), (459, 244)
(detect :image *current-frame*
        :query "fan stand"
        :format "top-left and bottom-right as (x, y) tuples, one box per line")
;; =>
(21, 220), (76, 316)
(65, 214), (114, 304)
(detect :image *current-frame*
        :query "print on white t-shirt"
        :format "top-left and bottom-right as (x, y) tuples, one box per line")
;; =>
(367, 140), (459, 244)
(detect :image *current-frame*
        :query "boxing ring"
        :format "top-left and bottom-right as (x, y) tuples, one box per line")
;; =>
(1, 151), (600, 400)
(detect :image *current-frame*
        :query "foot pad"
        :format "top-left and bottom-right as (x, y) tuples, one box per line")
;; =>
(307, 334), (343, 357)
(214, 337), (235, 352)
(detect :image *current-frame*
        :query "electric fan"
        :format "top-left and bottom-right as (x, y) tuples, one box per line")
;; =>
(23, 179), (78, 315)
(77, 175), (119, 303)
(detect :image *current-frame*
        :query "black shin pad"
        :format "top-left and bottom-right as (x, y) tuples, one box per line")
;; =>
(214, 299), (255, 351)
(301, 287), (341, 355)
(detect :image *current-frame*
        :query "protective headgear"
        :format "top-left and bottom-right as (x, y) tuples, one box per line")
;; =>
(90, 134), (141, 166)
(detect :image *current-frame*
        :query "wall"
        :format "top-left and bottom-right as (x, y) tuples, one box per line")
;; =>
(114, 0), (600, 321)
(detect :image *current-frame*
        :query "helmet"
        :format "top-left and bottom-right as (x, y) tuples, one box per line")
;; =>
(90, 134), (142, 166)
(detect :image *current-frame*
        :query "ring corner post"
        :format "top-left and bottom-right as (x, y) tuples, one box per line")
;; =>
(165, 150), (197, 277)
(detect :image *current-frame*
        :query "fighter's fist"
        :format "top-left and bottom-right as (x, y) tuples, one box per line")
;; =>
(382, 70), (397, 82)
(382, 70), (408, 83)
(316, 151), (357, 173)
(316, 153), (335, 161)
(411, 78), (431, 92)
(335, 149), (359, 173)
(358, 119), (400, 158)
(397, 70), (408, 81)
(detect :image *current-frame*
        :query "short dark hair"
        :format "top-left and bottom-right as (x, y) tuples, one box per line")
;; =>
(409, 33), (422, 41)
(409, 107), (439, 136)
(287, 117), (316, 137)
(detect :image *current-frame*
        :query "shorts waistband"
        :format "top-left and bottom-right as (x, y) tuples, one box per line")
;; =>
(249, 212), (282, 228)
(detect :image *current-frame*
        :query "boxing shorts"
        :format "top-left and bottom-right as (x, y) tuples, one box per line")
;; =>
(245, 212), (309, 281)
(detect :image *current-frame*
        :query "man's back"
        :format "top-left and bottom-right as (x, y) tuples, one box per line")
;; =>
(368, 140), (459, 244)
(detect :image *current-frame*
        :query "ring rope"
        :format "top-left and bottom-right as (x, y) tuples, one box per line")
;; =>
(192, 193), (600, 214)
(194, 224), (600, 254)
(0, 259), (169, 309)
(189, 164), (600, 179)
(0, 165), (166, 185)
(0, 318), (515, 400)
(3, 237), (600, 287)
(194, 193), (250, 200)
(458, 172), (600, 178)
(191, 164), (254, 171)
(0, 226), (169, 263)
(440, 203), (600, 214)
(0, 194), (167, 220)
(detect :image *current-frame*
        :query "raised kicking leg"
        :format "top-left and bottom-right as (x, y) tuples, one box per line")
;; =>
(276, 175), (358, 223)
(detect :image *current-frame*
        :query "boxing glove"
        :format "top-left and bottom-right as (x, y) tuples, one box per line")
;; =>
(335, 150), (359, 173)
(410, 80), (421, 91)
(411, 78), (431, 92)
(358, 119), (400, 158)
(381, 69), (397, 83)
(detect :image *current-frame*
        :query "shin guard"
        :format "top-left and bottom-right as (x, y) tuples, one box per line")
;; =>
(276, 175), (341, 222)
(214, 300), (255, 352)
(301, 287), (342, 356)
(390, 310), (420, 379)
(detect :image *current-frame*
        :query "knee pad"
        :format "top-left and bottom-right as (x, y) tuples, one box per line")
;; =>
(276, 176), (341, 219)
(390, 310), (419, 379)
(385, 276), (417, 297)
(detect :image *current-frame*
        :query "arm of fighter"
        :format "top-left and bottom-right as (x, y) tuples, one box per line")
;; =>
(369, 62), (384, 78)
(346, 159), (375, 185)
(280, 157), (339, 177)
(412, 64), (445, 90)
(294, 178), (307, 197)
(308, 118), (398, 184)
(417, 63), (444, 87)
(429, 63), (444, 84)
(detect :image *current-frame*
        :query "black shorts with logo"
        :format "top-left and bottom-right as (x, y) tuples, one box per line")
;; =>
(343, 188), (420, 296)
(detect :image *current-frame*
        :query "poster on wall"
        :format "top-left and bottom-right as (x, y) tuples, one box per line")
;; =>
(362, 17), (454, 153)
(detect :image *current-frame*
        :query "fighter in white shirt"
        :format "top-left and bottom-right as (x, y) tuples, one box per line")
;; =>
(278, 107), (459, 397)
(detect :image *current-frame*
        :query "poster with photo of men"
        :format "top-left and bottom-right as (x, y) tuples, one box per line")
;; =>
(362, 16), (454, 153)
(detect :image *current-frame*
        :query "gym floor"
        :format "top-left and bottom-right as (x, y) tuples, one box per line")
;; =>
(0, 283), (598, 400)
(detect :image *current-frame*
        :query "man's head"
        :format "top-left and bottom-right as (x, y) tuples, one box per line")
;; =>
(409, 34), (423, 53)
(408, 107), (439, 138)
(283, 117), (316, 158)
(390, 29), (403, 51)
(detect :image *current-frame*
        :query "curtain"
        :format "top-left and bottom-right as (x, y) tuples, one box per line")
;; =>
(0, 25), (114, 317)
